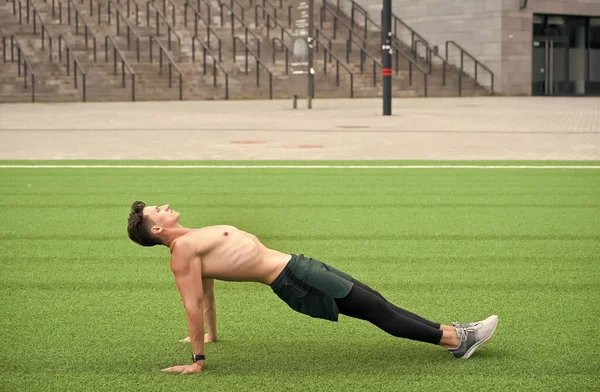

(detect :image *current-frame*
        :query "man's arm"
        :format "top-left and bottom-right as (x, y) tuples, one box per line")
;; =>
(162, 248), (205, 374)
(202, 278), (217, 342)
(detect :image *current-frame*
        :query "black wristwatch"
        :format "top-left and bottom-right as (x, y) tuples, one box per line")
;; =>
(192, 353), (206, 362)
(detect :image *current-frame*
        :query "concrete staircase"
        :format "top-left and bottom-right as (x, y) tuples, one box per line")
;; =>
(0, 0), (490, 102)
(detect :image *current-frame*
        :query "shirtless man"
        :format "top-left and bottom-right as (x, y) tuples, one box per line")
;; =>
(127, 201), (498, 375)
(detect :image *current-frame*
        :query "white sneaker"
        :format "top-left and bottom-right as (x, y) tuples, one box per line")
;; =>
(449, 315), (498, 359)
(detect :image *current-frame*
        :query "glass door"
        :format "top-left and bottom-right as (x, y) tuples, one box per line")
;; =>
(532, 37), (568, 96)
(589, 18), (600, 95)
(533, 15), (569, 96)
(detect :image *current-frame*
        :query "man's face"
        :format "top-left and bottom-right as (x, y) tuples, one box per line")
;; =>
(142, 204), (181, 234)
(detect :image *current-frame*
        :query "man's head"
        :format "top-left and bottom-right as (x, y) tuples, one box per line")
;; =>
(127, 201), (182, 247)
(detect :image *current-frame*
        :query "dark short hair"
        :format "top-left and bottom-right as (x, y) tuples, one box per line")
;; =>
(127, 201), (162, 247)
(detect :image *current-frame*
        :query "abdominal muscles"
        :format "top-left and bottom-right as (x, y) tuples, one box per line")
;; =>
(200, 227), (270, 282)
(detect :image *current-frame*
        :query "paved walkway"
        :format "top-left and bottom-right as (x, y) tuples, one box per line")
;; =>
(0, 97), (598, 160)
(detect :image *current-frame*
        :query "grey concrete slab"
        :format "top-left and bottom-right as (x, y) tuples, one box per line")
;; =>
(0, 97), (598, 160)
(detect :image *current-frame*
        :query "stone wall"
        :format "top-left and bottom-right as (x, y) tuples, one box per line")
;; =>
(353, 0), (600, 95)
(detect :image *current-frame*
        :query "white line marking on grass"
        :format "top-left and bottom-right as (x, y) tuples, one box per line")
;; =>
(0, 165), (599, 169)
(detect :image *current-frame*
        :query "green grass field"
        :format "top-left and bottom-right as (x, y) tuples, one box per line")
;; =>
(1, 161), (599, 391)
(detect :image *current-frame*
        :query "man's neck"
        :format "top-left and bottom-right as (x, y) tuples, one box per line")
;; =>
(163, 227), (193, 251)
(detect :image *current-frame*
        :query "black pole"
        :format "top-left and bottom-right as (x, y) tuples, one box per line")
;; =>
(382, 0), (392, 116)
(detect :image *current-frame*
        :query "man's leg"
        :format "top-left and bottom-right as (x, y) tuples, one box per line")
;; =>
(351, 279), (441, 329)
(334, 283), (460, 347)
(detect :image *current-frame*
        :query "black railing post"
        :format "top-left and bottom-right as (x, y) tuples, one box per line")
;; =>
(156, 11), (159, 35)
(82, 73), (86, 101)
(424, 73), (427, 97)
(443, 62), (446, 85)
(31, 73), (35, 102)
(212, 60), (216, 86)
(233, 37), (236, 61)
(244, 45), (248, 74)
(113, 47), (117, 74)
(192, 37), (195, 62)
(131, 74), (135, 101)
(169, 63), (172, 87)
(159, 48), (163, 73)
(66, 47), (70, 75)
(179, 74), (182, 100)
(122, 60), (125, 86)
(149, 36), (153, 62)
(74, 63), (77, 88)
(255, 59), (259, 86)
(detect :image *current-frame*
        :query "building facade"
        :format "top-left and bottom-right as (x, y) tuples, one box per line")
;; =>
(353, 0), (600, 96)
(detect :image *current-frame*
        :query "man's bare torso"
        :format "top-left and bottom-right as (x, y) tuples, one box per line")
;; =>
(171, 225), (291, 285)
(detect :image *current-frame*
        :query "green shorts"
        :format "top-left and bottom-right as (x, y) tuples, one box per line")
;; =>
(270, 254), (354, 321)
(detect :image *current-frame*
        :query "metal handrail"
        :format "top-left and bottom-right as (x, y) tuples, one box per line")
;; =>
(83, 0), (104, 26)
(64, 0), (97, 62)
(193, 0), (211, 24)
(57, 35), (87, 101)
(390, 40), (428, 97)
(261, 0), (279, 17)
(314, 37), (354, 98)
(115, 0), (141, 26)
(320, 0), (366, 47)
(20, 0), (53, 57)
(446, 40), (494, 94)
(319, 5), (379, 85)
(50, 0), (64, 23)
(271, 37), (290, 74)
(224, 0), (244, 21)
(3, 35), (36, 102)
(254, 4), (292, 41)
(314, 27), (333, 62)
(104, 34), (136, 101)
(192, 36), (229, 99)
(156, 0), (176, 26)
(149, 35), (183, 100)
(392, 14), (428, 53)
(232, 36), (272, 99)
(107, 0), (142, 61)
(147, 0), (182, 53)
(184, 0), (222, 61)
(220, 2), (261, 53)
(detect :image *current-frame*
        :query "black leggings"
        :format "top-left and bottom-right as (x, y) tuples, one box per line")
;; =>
(334, 279), (444, 345)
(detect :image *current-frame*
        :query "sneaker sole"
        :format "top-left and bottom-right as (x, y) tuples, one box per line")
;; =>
(461, 316), (498, 359)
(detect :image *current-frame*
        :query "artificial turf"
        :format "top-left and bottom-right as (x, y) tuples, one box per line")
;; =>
(0, 162), (598, 391)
